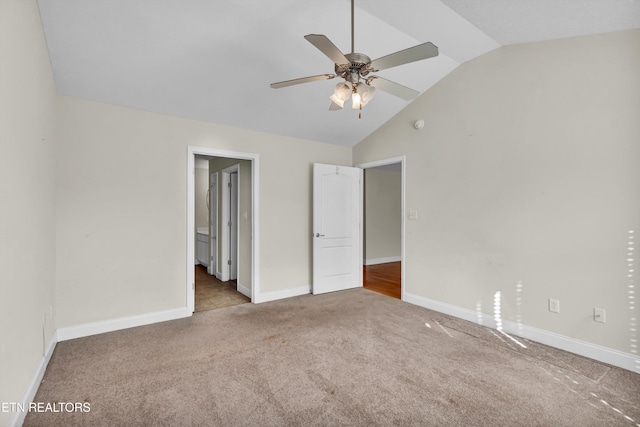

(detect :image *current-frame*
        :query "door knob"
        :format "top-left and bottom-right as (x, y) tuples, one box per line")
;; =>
(315, 233), (325, 237)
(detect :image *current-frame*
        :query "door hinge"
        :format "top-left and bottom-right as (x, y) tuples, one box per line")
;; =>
(228, 220), (232, 227)
(228, 182), (232, 188)
(227, 260), (232, 266)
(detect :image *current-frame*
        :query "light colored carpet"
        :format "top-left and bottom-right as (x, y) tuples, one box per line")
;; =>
(26, 289), (640, 426)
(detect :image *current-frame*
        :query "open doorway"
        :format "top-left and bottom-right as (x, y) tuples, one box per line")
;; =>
(188, 147), (259, 314)
(193, 157), (249, 312)
(357, 157), (405, 300)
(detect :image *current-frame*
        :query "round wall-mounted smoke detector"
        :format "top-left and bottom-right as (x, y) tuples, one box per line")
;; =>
(414, 120), (424, 130)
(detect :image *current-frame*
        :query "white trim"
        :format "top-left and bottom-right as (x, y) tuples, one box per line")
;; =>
(187, 151), (196, 313)
(187, 146), (260, 310)
(56, 308), (189, 342)
(404, 291), (640, 373)
(356, 156), (406, 300)
(254, 285), (310, 304)
(364, 256), (402, 266)
(237, 282), (251, 299)
(9, 334), (57, 427)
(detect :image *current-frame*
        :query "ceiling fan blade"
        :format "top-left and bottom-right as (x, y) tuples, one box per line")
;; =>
(368, 77), (419, 101)
(370, 42), (438, 72)
(304, 34), (350, 65)
(329, 101), (343, 111)
(270, 74), (335, 89)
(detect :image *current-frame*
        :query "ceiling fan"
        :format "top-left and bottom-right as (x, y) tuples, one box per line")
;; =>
(270, 0), (439, 118)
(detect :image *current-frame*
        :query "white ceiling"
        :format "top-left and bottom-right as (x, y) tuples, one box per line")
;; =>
(37, 0), (640, 147)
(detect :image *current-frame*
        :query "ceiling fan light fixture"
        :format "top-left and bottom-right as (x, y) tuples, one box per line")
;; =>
(351, 91), (362, 109)
(333, 82), (352, 101)
(329, 93), (345, 108)
(269, 0), (439, 118)
(360, 84), (376, 107)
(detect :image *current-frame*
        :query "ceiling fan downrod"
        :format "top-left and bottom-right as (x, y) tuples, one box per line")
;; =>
(351, 0), (355, 54)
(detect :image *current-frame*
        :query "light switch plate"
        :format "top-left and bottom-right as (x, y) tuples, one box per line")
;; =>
(409, 210), (418, 220)
(594, 308), (606, 323)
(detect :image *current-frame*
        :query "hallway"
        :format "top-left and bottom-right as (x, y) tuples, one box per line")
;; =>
(363, 262), (401, 299)
(194, 265), (250, 312)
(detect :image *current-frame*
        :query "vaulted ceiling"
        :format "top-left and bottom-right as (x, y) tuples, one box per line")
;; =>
(37, 0), (640, 147)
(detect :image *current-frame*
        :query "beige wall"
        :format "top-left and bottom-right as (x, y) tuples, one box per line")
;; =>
(354, 29), (640, 354)
(0, 0), (58, 424)
(54, 96), (352, 328)
(364, 168), (401, 263)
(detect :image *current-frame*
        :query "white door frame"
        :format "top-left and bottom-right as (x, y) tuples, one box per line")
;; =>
(356, 156), (406, 300)
(187, 147), (259, 313)
(220, 164), (239, 283)
(208, 172), (218, 277)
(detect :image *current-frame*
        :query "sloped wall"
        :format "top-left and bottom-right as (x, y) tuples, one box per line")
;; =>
(354, 29), (640, 355)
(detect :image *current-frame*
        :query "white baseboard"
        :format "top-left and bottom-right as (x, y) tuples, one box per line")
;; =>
(364, 256), (401, 266)
(56, 308), (190, 342)
(404, 292), (639, 373)
(10, 334), (57, 427)
(237, 282), (251, 299)
(255, 285), (310, 304)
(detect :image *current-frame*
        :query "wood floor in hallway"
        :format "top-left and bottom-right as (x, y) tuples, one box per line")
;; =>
(363, 261), (401, 299)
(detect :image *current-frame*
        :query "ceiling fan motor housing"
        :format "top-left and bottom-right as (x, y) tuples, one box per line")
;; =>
(336, 52), (373, 83)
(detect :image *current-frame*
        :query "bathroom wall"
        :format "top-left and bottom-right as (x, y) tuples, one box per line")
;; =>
(194, 158), (209, 230)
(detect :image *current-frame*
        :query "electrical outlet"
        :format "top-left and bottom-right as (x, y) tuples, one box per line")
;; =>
(594, 308), (606, 323)
(549, 298), (560, 313)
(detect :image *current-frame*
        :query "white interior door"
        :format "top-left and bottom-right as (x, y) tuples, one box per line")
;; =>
(229, 171), (238, 281)
(209, 172), (218, 276)
(313, 163), (362, 295)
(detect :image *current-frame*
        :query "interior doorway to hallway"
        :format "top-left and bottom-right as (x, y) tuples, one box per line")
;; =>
(358, 157), (405, 300)
(193, 156), (249, 312)
(188, 147), (259, 314)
